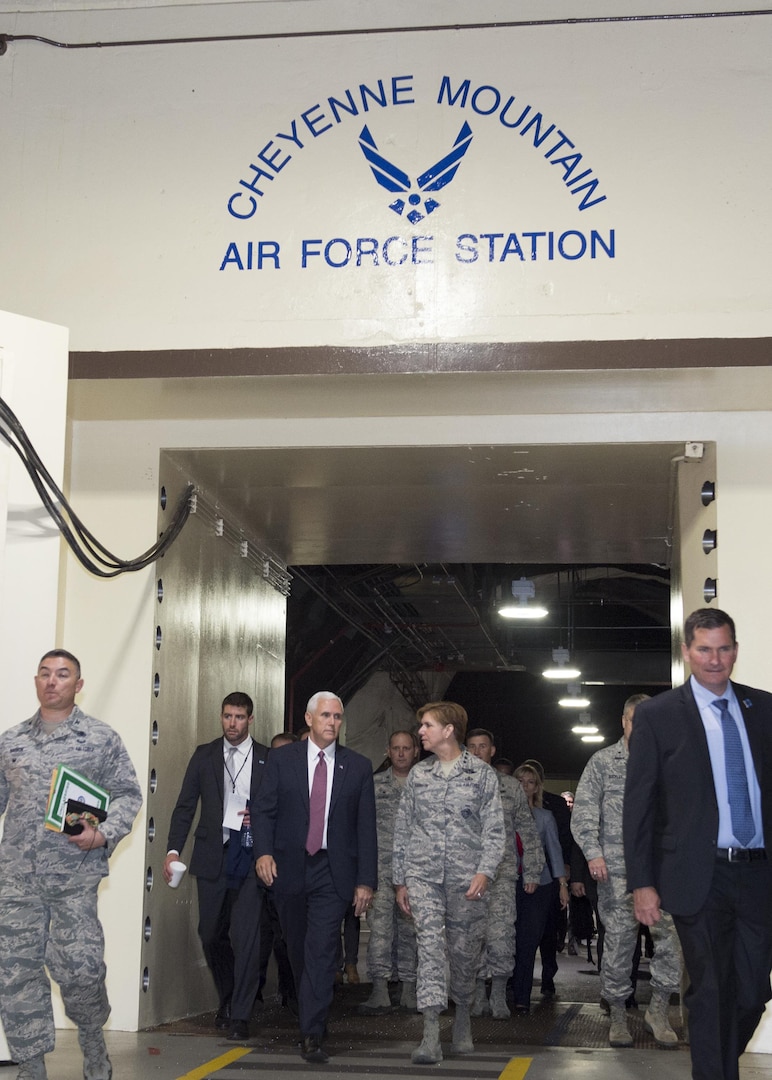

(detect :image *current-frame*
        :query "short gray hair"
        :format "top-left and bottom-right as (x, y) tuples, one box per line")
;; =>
(306, 691), (344, 714)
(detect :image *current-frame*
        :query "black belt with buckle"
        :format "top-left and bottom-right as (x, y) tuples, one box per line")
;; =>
(716, 847), (766, 862)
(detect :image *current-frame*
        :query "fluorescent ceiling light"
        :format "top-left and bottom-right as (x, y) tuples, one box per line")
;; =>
(498, 576), (548, 620)
(572, 725), (598, 735)
(559, 696), (591, 708)
(543, 646), (581, 680)
(581, 734), (605, 743)
(499, 604), (549, 619)
(543, 666), (581, 679)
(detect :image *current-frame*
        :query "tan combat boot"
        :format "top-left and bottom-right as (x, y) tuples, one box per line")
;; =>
(609, 1004), (633, 1047)
(411, 1006), (442, 1065)
(645, 992), (679, 1048)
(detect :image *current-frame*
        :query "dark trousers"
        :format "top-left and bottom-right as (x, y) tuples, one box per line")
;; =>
(673, 858), (772, 1080)
(274, 852), (349, 1038)
(538, 879), (560, 990)
(257, 893), (295, 1002)
(196, 870), (264, 1022)
(340, 902), (360, 966)
(512, 879), (554, 1008)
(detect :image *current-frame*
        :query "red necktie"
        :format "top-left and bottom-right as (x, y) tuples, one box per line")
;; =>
(306, 750), (327, 855)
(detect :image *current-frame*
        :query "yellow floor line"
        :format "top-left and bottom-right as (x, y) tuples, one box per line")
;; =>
(176, 1046), (252, 1079)
(499, 1058), (533, 1080)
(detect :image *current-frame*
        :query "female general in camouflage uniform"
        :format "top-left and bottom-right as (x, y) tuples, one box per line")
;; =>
(393, 701), (505, 1065)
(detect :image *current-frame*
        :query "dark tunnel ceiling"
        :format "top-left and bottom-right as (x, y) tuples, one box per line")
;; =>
(167, 442), (684, 774)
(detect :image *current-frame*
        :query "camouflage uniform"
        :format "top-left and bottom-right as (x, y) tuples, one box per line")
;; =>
(0, 706), (142, 1064)
(393, 750), (505, 1011)
(366, 768), (417, 982)
(478, 772), (545, 978)
(572, 736), (681, 1006)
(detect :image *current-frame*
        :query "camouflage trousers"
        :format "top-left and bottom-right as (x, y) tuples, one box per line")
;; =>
(598, 877), (682, 1006)
(0, 873), (110, 1063)
(406, 876), (487, 1012)
(476, 859), (517, 978)
(366, 878), (417, 982)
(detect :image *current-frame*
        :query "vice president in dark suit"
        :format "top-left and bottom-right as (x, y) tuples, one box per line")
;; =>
(624, 608), (772, 1080)
(164, 691), (269, 1041)
(255, 691), (377, 1064)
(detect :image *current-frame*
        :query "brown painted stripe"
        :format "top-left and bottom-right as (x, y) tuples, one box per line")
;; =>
(69, 339), (772, 380)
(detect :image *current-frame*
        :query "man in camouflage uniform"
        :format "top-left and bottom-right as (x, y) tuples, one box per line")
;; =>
(0, 650), (142, 1080)
(572, 694), (682, 1049)
(393, 702), (505, 1065)
(466, 728), (545, 1019)
(359, 729), (419, 1015)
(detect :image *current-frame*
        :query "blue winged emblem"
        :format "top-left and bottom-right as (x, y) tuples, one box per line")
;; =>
(358, 122), (474, 224)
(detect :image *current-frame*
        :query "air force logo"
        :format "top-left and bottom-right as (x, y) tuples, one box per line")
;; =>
(358, 121), (474, 224)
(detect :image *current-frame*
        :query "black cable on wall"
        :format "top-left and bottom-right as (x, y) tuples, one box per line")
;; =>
(2, 8), (772, 56)
(0, 394), (193, 577)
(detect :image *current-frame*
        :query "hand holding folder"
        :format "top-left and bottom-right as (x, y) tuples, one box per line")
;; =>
(45, 764), (111, 834)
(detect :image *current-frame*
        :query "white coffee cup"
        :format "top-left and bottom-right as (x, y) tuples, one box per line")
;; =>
(168, 860), (187, 888)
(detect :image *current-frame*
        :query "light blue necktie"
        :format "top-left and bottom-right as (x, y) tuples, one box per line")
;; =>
(713, 698), (755, 846)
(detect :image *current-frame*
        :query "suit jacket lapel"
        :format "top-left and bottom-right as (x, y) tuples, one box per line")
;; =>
(249, 737), (266, 801)
(679, 681), (714, 777)
(294, 741), (311, 812)
(211, 739), (225, 805)
(329, 743), (347, 816)
(734, 681), (763, 783)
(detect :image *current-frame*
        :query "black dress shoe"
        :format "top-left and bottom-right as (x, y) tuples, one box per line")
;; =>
(299, 1035), (329, 1064)
(214, 1004), (231, 1031)
(226, 1020), (249, 1042)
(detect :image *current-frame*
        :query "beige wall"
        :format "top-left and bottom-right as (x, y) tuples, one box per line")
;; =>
(0, 311), (69, 717)
(0, 311), (69, 1055)
(1, 3), (771, 351)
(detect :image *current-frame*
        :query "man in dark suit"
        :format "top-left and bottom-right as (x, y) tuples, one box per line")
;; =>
(164, 691), (269, 1042)
(624, 608), (772, 1080)
(255, 691), (377, 1064)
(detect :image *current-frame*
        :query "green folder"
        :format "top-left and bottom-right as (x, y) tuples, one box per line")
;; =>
(44, 764), (111, 832)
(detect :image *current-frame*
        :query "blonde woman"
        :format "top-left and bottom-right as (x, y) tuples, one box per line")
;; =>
(393, 702), (505, 1064)
(510, 763), (569, 1014)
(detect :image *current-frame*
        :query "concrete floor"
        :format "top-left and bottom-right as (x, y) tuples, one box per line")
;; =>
(8, 1030), (772, 1080)
(7, 950), (772, 1080)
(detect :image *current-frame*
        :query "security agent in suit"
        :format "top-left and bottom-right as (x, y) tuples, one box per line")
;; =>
(624, 608), (772, 1080)
(255, 692), (377, 1065)
(164, 692), (269, 1042)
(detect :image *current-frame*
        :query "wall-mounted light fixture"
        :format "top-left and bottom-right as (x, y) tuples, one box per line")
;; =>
(498, 577), (548, 620)
(543, 647), (581, 680)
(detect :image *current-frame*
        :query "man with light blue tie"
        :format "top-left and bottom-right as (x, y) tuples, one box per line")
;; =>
(624, 608), (772, 1080)
(254, 692), (377, 1065)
